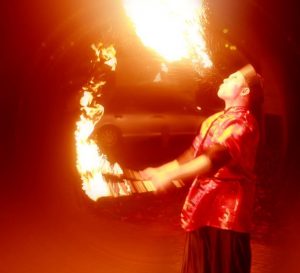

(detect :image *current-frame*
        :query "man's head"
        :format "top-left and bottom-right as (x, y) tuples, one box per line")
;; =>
(239, 64), (264, 109)
(217, 64), (263, 108)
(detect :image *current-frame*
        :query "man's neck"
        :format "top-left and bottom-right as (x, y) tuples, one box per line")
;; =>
(224, 100), (247, 110)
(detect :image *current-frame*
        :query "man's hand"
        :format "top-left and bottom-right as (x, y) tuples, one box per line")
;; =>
(140, 167), (157, 180)
(140, 154), (212, 192)
(140, 167), (171, 191)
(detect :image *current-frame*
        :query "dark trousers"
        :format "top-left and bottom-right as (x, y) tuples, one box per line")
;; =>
(181, 226), (251, 273)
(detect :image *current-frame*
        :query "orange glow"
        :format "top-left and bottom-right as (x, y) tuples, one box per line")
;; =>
(123, 0), (212, 70)
(75, 44), (124, 201)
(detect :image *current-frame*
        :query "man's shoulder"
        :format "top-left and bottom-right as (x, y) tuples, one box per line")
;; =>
(222, 112), (258, 139)
(205, 111), (224, 123)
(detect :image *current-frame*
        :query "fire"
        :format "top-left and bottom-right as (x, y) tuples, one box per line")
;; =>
(123, 0), (212, 70)
(75, 44), (124, 201)
(75, 1), (213, 200)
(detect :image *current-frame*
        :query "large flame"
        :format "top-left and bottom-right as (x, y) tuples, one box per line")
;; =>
(75, 44), (124, 201)
(123, 0), (212, 70)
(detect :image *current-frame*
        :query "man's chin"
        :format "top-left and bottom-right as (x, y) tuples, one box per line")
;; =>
(217, 90), (223, 99)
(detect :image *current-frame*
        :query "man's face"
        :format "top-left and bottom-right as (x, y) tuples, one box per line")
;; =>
(217, 71), (247, 101)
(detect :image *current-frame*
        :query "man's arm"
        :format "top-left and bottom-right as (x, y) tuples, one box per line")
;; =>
(146, 144), (231, 190)
(165, 153), (212, 182)
(168, 144), (231, 180)
(141, 145), (195, 179)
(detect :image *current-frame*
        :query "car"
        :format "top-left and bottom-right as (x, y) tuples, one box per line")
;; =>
(94, 83), (208, 148)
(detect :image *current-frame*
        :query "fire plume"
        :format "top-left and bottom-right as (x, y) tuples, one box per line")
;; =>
(75, 44), (123, 201)
(123, 0), (212, 70)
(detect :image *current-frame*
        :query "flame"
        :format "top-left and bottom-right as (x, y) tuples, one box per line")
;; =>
(123, 0), (212, 70)
(75, 44), (124, 201)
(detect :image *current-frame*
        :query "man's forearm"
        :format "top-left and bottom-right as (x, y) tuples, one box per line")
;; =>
(152, 146), (195, 174)
(166, 154), (212, 182)
(176, 146), (195, 165)
(157, 160), (180, 173)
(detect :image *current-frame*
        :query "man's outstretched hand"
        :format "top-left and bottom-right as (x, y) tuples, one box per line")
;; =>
(140, 167), (171, 191)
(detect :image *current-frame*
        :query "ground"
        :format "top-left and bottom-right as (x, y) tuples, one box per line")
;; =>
(0, 128), (288, 273)
(0, 190), (277, 273)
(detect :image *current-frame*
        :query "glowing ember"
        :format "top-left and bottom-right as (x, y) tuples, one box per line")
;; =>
(123, 0), (212, 70)
(75, 44), (123, 201)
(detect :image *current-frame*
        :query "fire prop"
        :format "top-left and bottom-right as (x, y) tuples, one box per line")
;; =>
(75, 44), (124, 201)
(74, 44), (185, 200)
(123, 0), (213, 71)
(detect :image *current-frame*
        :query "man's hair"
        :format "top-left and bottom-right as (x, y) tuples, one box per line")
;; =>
(239, 64), (265, 147)
(239, 64), (264, 109)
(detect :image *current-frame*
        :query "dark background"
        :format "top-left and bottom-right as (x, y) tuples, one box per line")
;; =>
(1, 1), (300, 272)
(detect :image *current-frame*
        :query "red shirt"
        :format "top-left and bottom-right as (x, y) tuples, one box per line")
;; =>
(181, 106), (259, 232)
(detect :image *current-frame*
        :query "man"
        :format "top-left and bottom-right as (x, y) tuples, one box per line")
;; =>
(141, 64), (264, 273)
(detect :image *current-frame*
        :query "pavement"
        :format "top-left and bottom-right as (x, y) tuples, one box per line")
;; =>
(0, 166), (285, 273)
(0, 190), (278, 273)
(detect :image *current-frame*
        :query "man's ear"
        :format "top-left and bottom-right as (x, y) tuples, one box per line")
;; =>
(241, 87), (250, 96)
